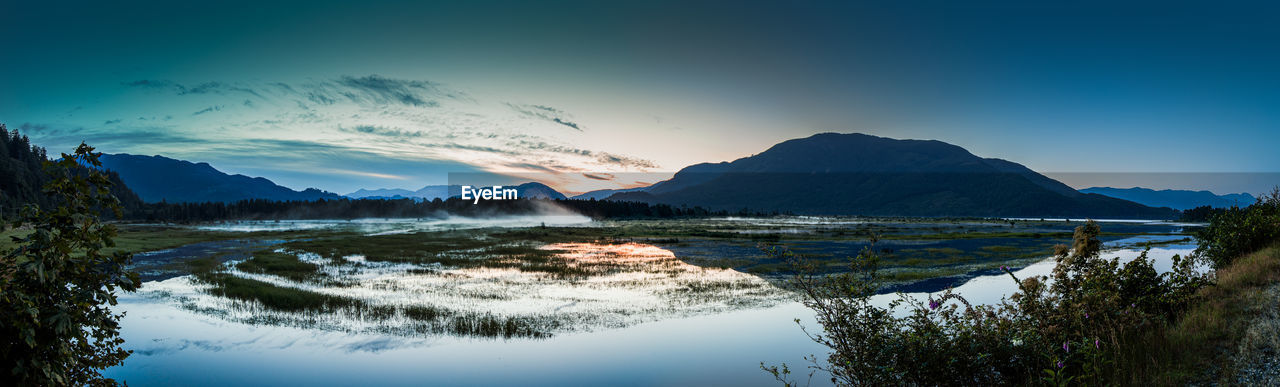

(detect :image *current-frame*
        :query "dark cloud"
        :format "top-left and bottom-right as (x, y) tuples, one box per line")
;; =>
(341, 125), (425, 139)
(123, 79), (264, 99)
(506, 103), (585, 131)
(192, 105), (222, 116)
(583, 173), (614, 181)
(596, 153), (659, 169)
(335, 75), (439, 107)
(104, 119), (121, 125)
(502, 162), (561, 173)
(511, 139), (657, 169)
(552, 118), (580, 130)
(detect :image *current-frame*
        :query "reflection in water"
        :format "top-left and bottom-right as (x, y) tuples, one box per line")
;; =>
(194, 215), (595, 233)
(135, 242), (790, 340)
(870, 236), (1201, 313)
(105, 227), (1197, 386)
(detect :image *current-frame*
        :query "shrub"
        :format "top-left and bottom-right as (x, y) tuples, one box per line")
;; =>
(766, 220), (1210, 385)
(1195, 187), (1280, 269)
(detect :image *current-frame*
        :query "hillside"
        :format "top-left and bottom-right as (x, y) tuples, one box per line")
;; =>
(100, 154), (340, 203)
(0, 125), (143, 217)
(609, 133), (1178, 218)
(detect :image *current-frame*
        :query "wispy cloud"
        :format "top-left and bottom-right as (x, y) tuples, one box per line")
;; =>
(192, 105), (222, 116)
(32, 75), (662, 192)
(506, 103), (584, 131)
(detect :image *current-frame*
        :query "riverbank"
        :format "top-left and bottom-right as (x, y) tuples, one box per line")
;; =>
(1131, 243), (1280, 384)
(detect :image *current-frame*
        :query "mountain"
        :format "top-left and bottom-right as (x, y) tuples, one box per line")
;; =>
(607, 133), (1178, 219)
(347, 182), (565, 201)
(571, 186), (650, 200)
(346, 185), (459, 201)
(346, 187), (418, 199)
(1080, 187), (1255, 210)
(99, 154), (341, 203)
(513, 182), (567, 200)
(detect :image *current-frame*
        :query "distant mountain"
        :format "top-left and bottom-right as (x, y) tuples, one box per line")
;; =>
(571, 186), (650, 200)
(607, 133), (1178, 219)
(346, 187), (418, 199)
(346, 185), (459, 201)
(347, 182), (565, 201)
(100, 154), (341, 203)
(1080, 187), (1255, 210)
(513, 182), (566, 200)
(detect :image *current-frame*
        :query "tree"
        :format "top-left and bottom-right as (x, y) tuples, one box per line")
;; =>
(0, 143), (139, 385)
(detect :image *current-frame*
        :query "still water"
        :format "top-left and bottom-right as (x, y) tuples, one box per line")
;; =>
(103, 219), (1196, 386)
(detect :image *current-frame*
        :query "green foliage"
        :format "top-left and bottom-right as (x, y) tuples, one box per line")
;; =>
(1180, 205), (1224, 223)
(767, 220), (1210, 385)
(236, 250), (323, 282)
(1195, 187), (1280, 269)
(0, 143), (139, 385)
(0, 124), (143, 220)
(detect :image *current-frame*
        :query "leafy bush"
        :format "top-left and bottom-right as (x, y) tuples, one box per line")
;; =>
(0, 144), (139, 385)
(1195, 188), (1280, 269)
(766, 221), (1209, 385)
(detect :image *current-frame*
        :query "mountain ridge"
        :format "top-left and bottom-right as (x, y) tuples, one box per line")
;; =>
(1080, 187), (1255, 210)
(100, 154), (341, 203)
(607, 132), (1178, 218)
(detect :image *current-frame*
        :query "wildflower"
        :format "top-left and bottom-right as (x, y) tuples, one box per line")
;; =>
(1057, 361), (1064, 369)
(929, 300), (940, 310)
(1095, 338), (1100, 349)
(1063, 342), (1070, 353)
(1084, 312), (1089, 319)
(1001, 265), (1009, 271)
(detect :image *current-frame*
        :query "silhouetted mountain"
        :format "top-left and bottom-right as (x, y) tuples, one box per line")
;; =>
(346, 187), (418, 199)
(346, 183), (565, 201)
(99, 154), (340, 203)
(1080, 187), (1255, 210)
(608, 133), (1178, 218)
(513, 182), (566, 199)
(346, 185), (460, 201)
(571, 186), (650, 200)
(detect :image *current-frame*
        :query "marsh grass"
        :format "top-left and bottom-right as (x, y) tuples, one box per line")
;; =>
(199, 273), (363, 312)
(235, 250), (324, 282)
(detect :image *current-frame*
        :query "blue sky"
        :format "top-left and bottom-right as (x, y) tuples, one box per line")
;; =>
(2, 0), (1277, 195)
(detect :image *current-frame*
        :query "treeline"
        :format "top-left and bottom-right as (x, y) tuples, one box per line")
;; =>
(0, 125), (142, 220)
(1180, 205), (1226, 222)
(124, 197), (770, 222)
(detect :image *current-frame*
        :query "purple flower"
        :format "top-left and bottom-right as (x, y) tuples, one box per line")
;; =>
(1001, 265), (1009, 271)
(929, 300), (940, 310)
(1085, 312), (1089, 319)
(1057, 361), (1064, 369)
(1094, 338), (1100, 349)
(1063, 342), (1070, 353)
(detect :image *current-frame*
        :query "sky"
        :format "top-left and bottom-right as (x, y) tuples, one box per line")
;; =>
(2, 0), (1278, 195)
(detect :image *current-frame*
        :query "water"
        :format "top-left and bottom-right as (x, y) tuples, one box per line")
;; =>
(102, 219), (1197, 385)
(193, 215), (595, 233)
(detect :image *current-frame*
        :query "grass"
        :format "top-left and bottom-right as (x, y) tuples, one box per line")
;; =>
(0, 223), (343, 256)
(1115, 242), (1280, 384)
(188, 255), (360, 312)
(199, 273), (363, 312)
(235, 250), (323, 282)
